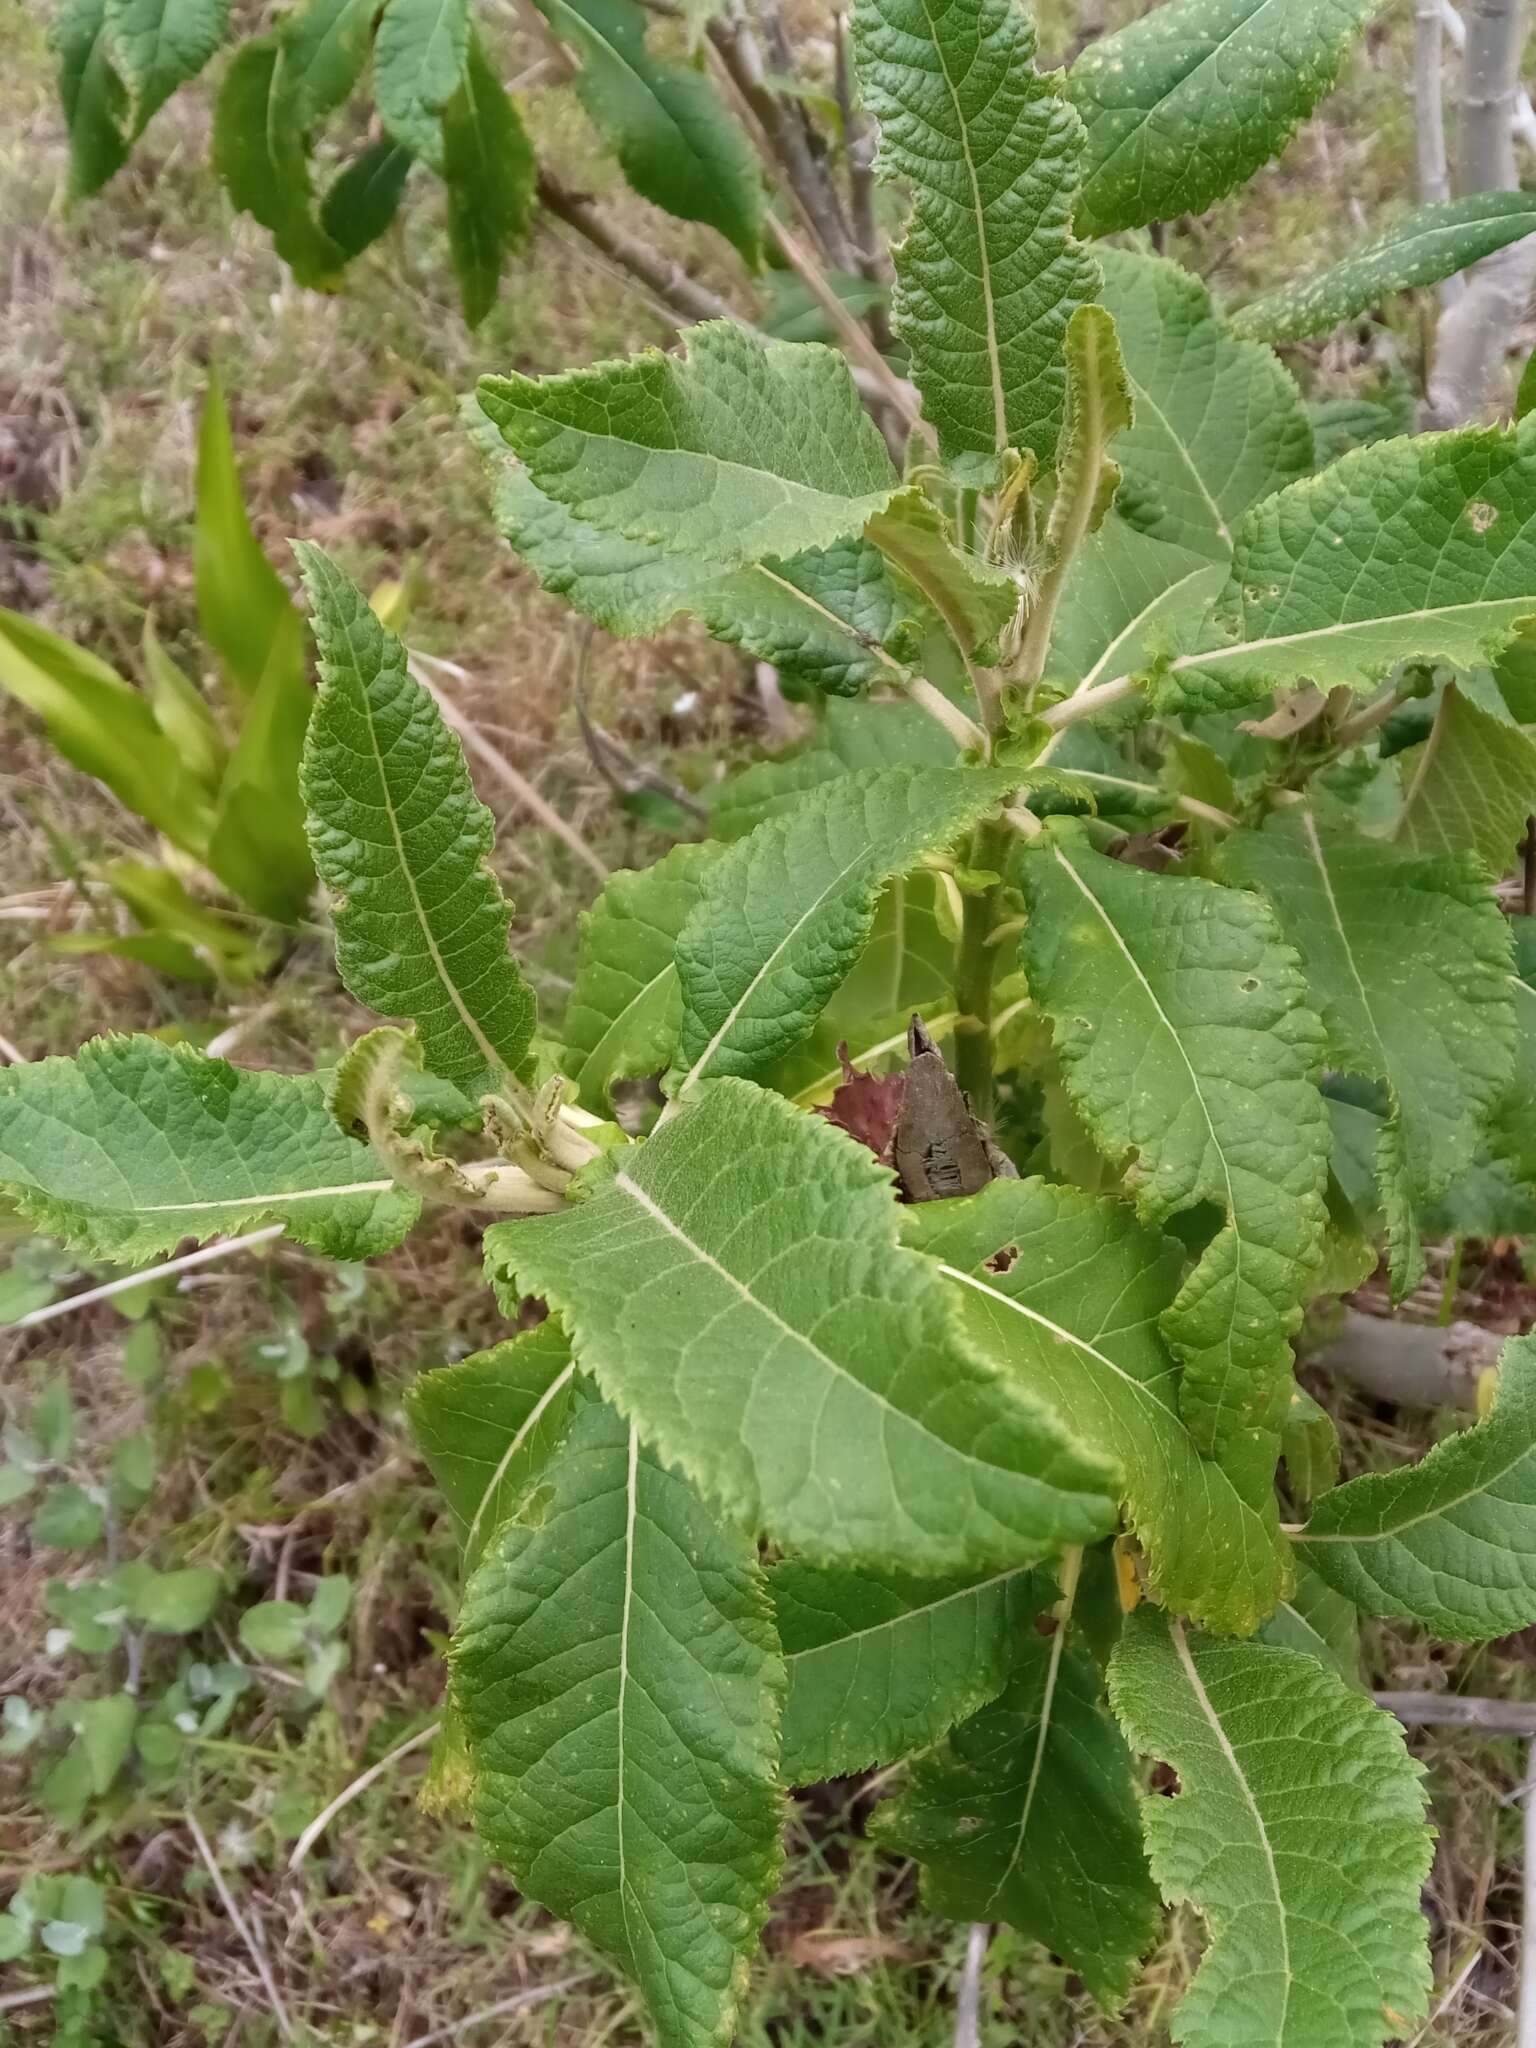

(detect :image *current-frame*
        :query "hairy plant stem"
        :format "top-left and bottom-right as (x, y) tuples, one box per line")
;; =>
(953, 815), (1012, 1120)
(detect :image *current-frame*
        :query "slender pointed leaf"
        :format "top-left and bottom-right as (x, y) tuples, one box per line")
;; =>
(1108, 1610), (1431, 2048)
(212, 37), (347, 288)
(442, 34), (535, 327)
(454, 1396), (783, 2048)
(278, 0), (377, 125)
(206, 612), (316, 923)
(53, 0), (131, 196)
(852, 0), (1097, 472)
(1022, 826), (1329, 1502)
(0, 1037), (417, 1263)
(485, 1080), (1119, 1575)
(298, 545), (536, 1098)
(194, 372), (302, 699)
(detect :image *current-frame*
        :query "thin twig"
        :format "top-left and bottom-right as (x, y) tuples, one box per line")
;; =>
(400, 1976), (596, 2048)
(11, 1225), (286, 1330)
(1036, 670), (1138, 732)
(1376, 1691), (1536, 1736)
(535, 170), (740, 327)
(1523, 1736), (1536, 2048)
(407, 656), (608, 883)
(954, 1923), (990, 2048)
(765, 214), (923, 443)
(0, 1986), (55, 2013)
(288, 1721), (442, 1872)
(185, 1808), (295, 2043)
(205, 1000), (284, 1062)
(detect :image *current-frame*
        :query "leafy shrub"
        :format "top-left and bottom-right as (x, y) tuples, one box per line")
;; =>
(15, 0), (1536, 2041)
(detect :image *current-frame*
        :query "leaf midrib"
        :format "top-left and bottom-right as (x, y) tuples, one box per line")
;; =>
(1180, 593), (1536, 675)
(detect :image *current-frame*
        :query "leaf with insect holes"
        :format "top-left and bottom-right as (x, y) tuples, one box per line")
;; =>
(903, 1178), (1290, 1635)
(1108, 1609), (1431, 2048)
(374, 0), (469, 170)
(454, 1394), (783, 2048)
(0, 1037), (417, 1263)
(53, 0), (131, 196)
(104, 0), (230, 136)
(1096, 250), (1313, 564)
(875, 1625), (1158, 2011)
(477, 323), (899, 573)
(670, 764), (1012, 1097)
(1231, 193), (1536, 343)
(441, 34), (535, 328)
(1021, 826), (1329, 1505)
(298, 545), (537, 1100)
(1163, 425), (1536, 714)
(1297, 1331), (1536, 1639)
(535, 0), (762, 262)
(488, 461), (932, 698)
(407, 1321), (576, 1573)
(1068, 0), (1383, 239)
(1222, 807), (1515, 1297)
(852, 0), (1097, 474)
(772, 1560), (1047, 1782)
(561, 841), (725, 1113)
(484, 1080), (1119, 1575)
(1394, 679), (1536, 877)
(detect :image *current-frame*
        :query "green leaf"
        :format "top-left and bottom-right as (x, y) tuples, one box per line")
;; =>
(1259, 1560), (1361, 1682)
(851, 0), (1096, 473)
(212, 37), (347, 288)
(561, 841), (724, 1111)
(240, 1599), (308, 1658)
(705, 697), (957, 842)
(1297, 1330), (1536, 1638)
(406, 1321), (576, 1572)
(104, 0), (231, 136)
(1223, 807), (1515, 1295)
(1165, 426), (1536, 713)
(141, 614), (225, 791)
(0, 1036), (418, 1263)
(875, 1625), (1158, 2011)
(1022, 827), (1329, 1501)
(1038, 304), (1133, 569)
(33, 1483), (105, 1550)
(454, 1395), (783, 2048)
(1068, 0), (1382, 239)
(1108, 1609), (1431, 2048)
(298, 545), (537, 1099)
(442, 34), (535, 327)
(1233, 192), (1536, 343)
(864, 485), (1017, 658)
(670, 764), (1010, 1096)
(195, 372), (301, 699)
(822, 866), (960, 1032)
(487, 1080), (1118, 1573)
(0, 603), (212, 855)
(1280, 1385), (1338, 1504)
(1097, 250), (1312, 563)
(374, 0), (470, 172)
(72, 1693), (138, 1794)
(53, 0), (131, 196)
(477, 321), (899, 573)
(1495, 917), (1536, 1187)
(904, 1178), (1289, 1635)
(113, 1561), (222, 1632)
(490, 463), (929, 698)
(537, 0), (762, 262)
(773, 1561), (1046, 1782)
(1045, 518), (1227, 698)
(33, 1376), (77, 1464)
(1395, 679), (1536, 876)
(278, 0), (376, 125)
(206, 613), (317, 923)
(320, 139), (414, 261)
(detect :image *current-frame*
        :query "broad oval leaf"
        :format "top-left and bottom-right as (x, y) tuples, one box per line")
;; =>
(0, 1037), (417, 1264)
(485, 1080), (1120, 1575)
(477, 323), (900, 574)
(537, 0), (762, 262)
(406, 1320), (576, 1573)
(298, 545), (537, 1099)
(875, 1626), (1159, 2012)
(1222, 807), (1516, 1295)
(454, 1395), (783, 2048)
(1109, 1610), (1431, 2048)
(1068, 0), (1381, 239)
(104, 0), (231, 136)
(772, 1560), (1046, 1782)
(561, 840), (724, 1112)
(373, 0), (469, 171)
(1022, 826), (1329, 1503)
(1164, 424), (1536, 713)
(904, 1178), (1290, 1635)
(671, 763), (1011, 1096)
(852, 0), (1097, 472)
(1097, 249), (1313, 563)
(1298, 1330), (1536, 1639)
